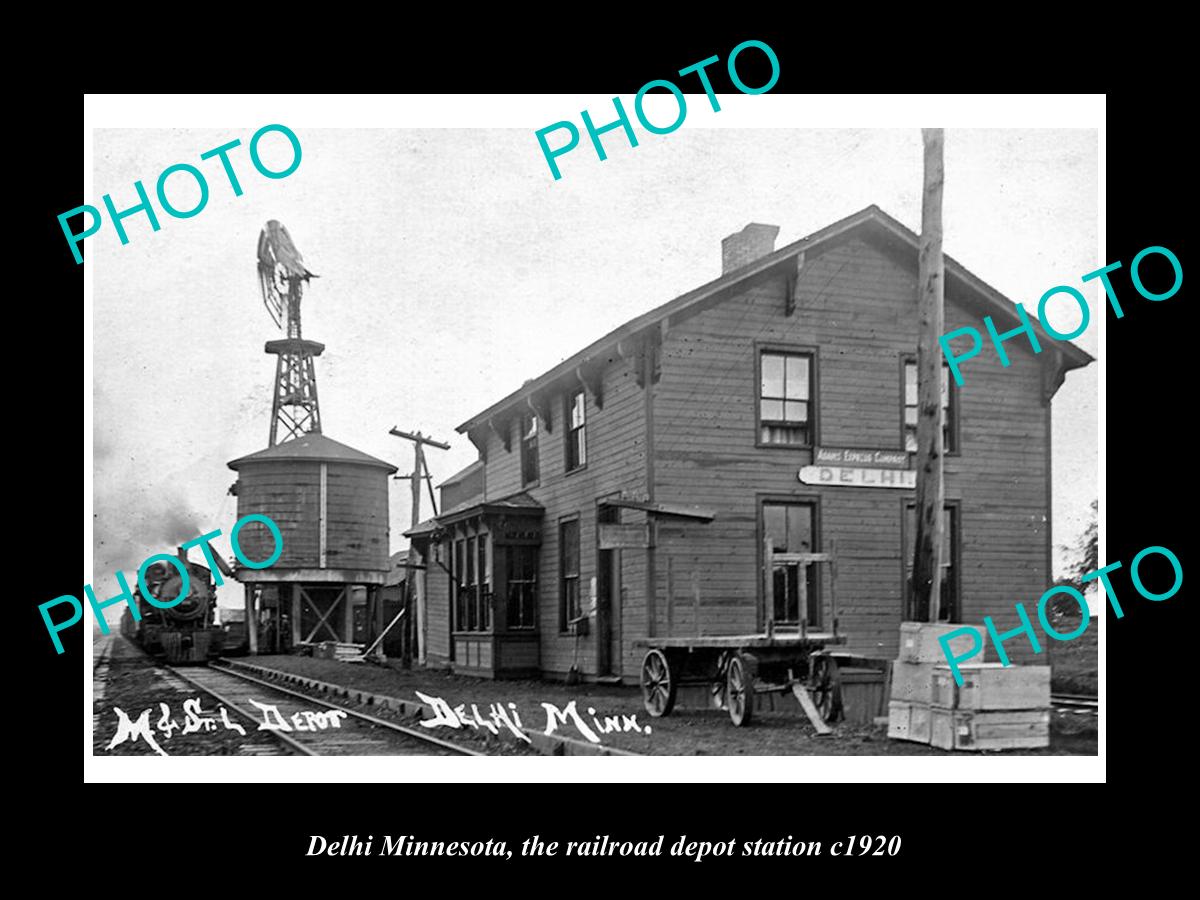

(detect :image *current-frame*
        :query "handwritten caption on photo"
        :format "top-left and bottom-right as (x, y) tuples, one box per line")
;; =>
(415, 691), (650, 744)
(105, 694), (347, 757)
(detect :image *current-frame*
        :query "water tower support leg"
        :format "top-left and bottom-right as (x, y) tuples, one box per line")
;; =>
(291, 584), (301, 647)
(245, 584), (258, 656)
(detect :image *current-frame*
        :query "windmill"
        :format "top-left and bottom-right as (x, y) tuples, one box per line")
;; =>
(258, 220), (325, 446)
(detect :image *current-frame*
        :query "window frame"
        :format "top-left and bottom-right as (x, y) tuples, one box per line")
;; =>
(451, 530), (492, 634)
(755, 343), (819, 450)
(558, 515), (582, 632)
(755, 493), (823, 632)
(519, 413), (540, 487)
(900, 353), (960, 456)
(900, 498), (962, 624)
(564, 389), (588, 474)
(505, 543), (538, 631)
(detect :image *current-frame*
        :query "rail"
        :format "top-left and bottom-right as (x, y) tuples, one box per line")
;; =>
(166, 661), (482, 756)
(1050, 692), (1098, 714)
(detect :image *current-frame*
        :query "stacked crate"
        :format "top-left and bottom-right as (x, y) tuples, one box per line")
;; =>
(887, 623), (974, 743)
(929, 664), (1050, 751)
(887, 623), (1050, 750)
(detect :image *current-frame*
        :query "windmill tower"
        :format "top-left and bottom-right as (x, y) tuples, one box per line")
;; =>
(258, 220), (324, 446)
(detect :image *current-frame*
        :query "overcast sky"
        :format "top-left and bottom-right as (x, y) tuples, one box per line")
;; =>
(91, 126), (1098, 610)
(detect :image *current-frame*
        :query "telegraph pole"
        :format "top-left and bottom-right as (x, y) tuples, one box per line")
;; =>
(911, 128), (947, 622)
(390, 427), (449, 666)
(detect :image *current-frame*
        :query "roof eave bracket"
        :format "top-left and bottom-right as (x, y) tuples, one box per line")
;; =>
(575, 365), (604, 410)
(785, 250), (805, 316)
(488, 416), (511, 453)
(527, 393), (553, 433)
(467, 426), (488, 463)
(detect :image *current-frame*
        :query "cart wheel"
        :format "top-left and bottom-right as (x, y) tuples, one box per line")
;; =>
(809, 654), (843, 724)
(641, 649), (677, 717)
(727, 652), (758, 727)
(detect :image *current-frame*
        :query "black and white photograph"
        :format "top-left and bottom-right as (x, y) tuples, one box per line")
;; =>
(79, 95), (1106, 777)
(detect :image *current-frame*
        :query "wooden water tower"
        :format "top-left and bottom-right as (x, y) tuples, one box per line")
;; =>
(228, 434), (397, 653)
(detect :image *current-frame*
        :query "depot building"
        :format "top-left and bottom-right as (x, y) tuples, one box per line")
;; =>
(406, 206), (1093, 682)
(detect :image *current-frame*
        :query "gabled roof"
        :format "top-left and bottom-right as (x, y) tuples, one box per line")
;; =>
(457, 204), (1095, 432)
(437, 459), (484, 489)
(228, 433), (398, 472)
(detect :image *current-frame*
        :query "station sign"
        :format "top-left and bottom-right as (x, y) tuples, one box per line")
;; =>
(799, 464), (916, 489)
(598, 523), (652, 549)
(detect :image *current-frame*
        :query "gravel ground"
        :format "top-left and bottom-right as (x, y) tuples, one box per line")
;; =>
(241, 654), (1097, 756)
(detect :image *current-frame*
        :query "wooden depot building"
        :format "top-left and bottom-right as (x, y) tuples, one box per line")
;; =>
(406, 206), (1093, 682)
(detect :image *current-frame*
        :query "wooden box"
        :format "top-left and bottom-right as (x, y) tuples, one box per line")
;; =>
(930, 708), (1050, 751)
(839, 667), (887, 725)
(932, 663), (1051, 711)
(891, 661), (936, 705)
(887, 700), (931, 744)
(898, 622), (987, 664)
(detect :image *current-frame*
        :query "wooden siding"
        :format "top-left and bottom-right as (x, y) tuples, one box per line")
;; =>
(324, 464), (391, 571)
(422, 547), (452, 666)
(235, 461), (390, 572)
(441, 464), (485, 511)
(475, 353), (650, 680)
(653, 236), (1050, 662)
(235, 462), (319, 567)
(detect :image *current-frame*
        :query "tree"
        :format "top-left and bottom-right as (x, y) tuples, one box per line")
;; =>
(1051, 499), (1098, 619)
(1067, 499), (1099, 583)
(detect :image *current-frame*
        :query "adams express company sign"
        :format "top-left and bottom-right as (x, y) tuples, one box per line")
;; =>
(799, 446), (916, 489)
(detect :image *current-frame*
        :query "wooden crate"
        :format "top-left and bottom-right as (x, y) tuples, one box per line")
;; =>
(839, 667), (887, 725)
(898, 622), (987, 664)
(887, 700), (931, 744)
(932, 663), (1050, 710)
(891, 661), (937, 705)
(930, 708), (1050, 751)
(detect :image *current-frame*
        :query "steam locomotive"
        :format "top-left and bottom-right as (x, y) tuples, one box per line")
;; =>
(119, 547), (227, 665)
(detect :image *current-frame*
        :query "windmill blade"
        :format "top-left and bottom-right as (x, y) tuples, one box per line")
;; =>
(265, 220), (312, 281)
(257, 222), (288, 328)
(257, 220), (317, 330)
(258, 265), (284, 329)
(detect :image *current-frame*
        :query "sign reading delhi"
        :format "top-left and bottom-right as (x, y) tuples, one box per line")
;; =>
(800, 447), (915, 489)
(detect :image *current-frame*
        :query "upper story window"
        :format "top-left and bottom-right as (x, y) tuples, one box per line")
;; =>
(904, 360), (957, 453)
(520, 414), (539, 486)
(565, 390), (587, 472)
(759, 351), (813, 445)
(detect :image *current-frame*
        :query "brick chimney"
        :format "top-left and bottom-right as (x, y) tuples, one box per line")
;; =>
(721, 223), (780, 274)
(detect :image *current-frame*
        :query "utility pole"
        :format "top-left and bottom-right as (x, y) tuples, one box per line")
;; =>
(390, 427), (450, 666)
(911, 128), (946, 623)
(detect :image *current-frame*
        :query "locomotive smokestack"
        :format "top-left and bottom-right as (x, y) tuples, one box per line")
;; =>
(177, 546), (189, 563)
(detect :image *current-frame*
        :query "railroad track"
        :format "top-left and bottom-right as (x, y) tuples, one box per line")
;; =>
(1051, 692), (1098, 714)
(164, 661), (481, 757)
